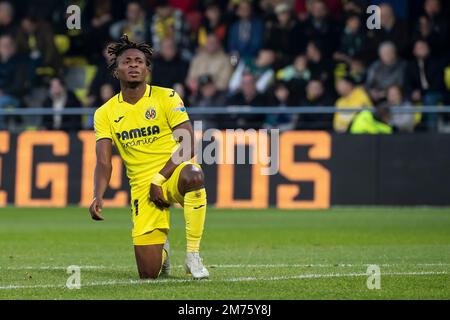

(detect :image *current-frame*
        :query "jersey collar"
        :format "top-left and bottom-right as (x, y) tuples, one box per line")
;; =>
(118, 84), (152, 103)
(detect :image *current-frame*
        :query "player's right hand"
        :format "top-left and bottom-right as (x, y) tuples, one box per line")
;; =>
(89, 197), (105, 221)
(149, 184), (170, 210)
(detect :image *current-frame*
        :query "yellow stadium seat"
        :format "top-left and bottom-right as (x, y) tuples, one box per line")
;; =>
(54, 34), (70, 55)
(73, 65), (98, 105)
(63, 56), (89, 67)
(334, 63), (347, 82)
(413, 102), (423, 126)
(444, 66), (450, 90)
(84, 65), (98, 88)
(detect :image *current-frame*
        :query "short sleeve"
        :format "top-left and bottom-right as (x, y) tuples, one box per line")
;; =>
(94, 107), (112, 141)
(164, 90), (190, 129)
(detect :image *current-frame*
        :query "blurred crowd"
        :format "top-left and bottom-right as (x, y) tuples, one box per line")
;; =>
(1, 0), (450, 133)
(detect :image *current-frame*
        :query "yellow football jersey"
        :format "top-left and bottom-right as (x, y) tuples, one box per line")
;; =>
(94, 84), (190, 190)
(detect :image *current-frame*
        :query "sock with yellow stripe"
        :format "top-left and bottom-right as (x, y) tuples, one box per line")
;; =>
(183, 188), (207, 253)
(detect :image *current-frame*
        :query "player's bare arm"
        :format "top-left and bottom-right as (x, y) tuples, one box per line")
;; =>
(89, 138), (113, 221)
(149, 120), (196, 209)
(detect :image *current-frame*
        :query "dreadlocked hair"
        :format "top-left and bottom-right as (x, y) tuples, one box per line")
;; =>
(107, 34), (153, 72)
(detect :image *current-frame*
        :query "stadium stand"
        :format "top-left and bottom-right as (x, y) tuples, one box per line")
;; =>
(1, 0), (450, 132)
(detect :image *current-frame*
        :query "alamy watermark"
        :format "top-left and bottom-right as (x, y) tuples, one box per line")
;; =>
(367, 5), (381, 30)
(65, 4), (381, 32)
(366, 265), (381, 290)
(171, 121), (280, 176)
(66, 265), (81, 289)
(66, 5), (81, 30)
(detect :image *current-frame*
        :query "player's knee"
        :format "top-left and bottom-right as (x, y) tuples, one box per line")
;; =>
(139, 266), (161, 279)
(180, 165), (204, 193)
(188, 171), (204, 188)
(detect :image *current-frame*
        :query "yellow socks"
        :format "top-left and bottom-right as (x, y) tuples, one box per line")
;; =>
(183, 188), (207, 253)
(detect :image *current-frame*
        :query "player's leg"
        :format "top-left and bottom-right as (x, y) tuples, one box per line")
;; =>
(177, 164), (209, 278)
(133, 229), (168, 279)
(134, 244), (164, 279)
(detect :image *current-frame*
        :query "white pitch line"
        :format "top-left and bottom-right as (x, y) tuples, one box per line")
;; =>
(208, 263), (450, 268)
(0, 271), (447, 290)
(1, 263), (450, 271)
(224, 271), (449, 282)
(0, 266), (109, 270)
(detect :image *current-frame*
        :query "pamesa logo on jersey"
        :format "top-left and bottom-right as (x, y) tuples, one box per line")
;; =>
(145, 107), (157, 120)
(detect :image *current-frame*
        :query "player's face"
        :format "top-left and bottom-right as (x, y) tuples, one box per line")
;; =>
(116, 48), (149, 84)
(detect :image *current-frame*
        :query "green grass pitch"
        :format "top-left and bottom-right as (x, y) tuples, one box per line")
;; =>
(0, 207), (449, 299)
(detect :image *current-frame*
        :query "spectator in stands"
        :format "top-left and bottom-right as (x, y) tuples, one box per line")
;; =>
(349, 105), (392, 134)
(149, 0), (192, 60)
(3, 0), (450, 133)
(296, 0), (344, 21)
(337, 54), (368, 87)
(0, 34), (32, 129)
(297, 78), (334, 130)
(333, 14), (365, 64)
(88, 0), (115, 32)
(87, 44), (119, 108)
(109, 1), (151, 42)
(97, 83), (115, 109)
(366, 3), (408, 61)
(165, 0), (197, 13)
(407, 39), (445, 132)
(16, 15), (62, 78)
(24, 0), (74, 24)
(341, 0), (368, 18)
(0, 1), (17, 36)
(386, 85), (415, 133)
(152, 37), (189, 89)
(85, 0), (118, 61)
(276, 54), (311, 100)
(264, 3), (305, 67)
(263, 81), (297, 132)
(365, 42), (406, 104)
(407, 39), (445, 106)
(334, 76), (372, 133)
(42, 77), (82, 131)
(189, 74), (227, 129)
(227, 0), (264, 60)
(190, 74), (227, 107)
(197, 2), (227, 47)
(110, 1), (150, 44)
(347, 55), (367, 85)
(228, 49), (275, 94)
(413, 0), (449, 58)
(226, 73), (268, 129)
(306, 40), (334, 91)
(0, 34), (31, 101)
(257, 0), (278, 16)
(374, 0), (409, 20)
(276, 54), (311, 83)
(302, 0), (341, 57)
(86, 83), (115, 129)
(186, 33), (232, 95)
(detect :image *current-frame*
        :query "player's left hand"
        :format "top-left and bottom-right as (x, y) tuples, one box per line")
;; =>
(149, 184), (170, 210)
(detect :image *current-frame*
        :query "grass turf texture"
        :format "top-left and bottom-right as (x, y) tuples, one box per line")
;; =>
(0, 207), (449, 300)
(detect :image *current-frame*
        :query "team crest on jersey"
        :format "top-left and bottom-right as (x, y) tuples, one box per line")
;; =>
(145, 107), (157, 120)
